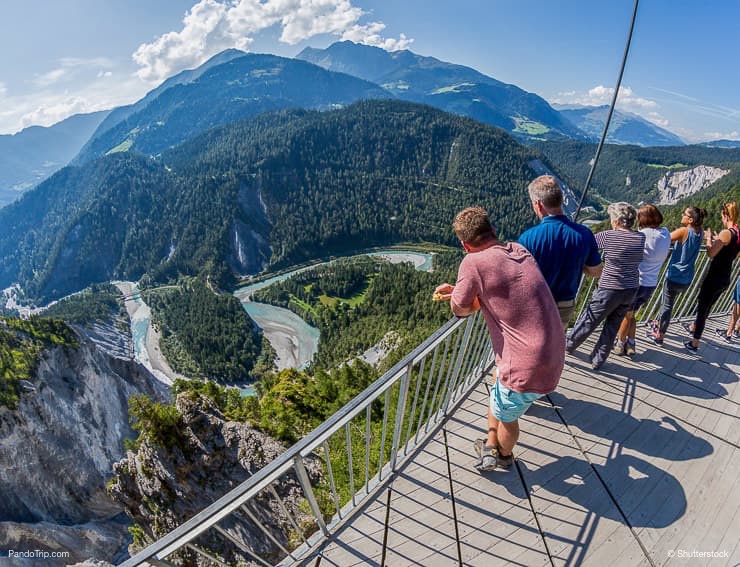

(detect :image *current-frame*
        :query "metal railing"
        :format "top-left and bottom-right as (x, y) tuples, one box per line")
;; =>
(121, 311), (494, 567)
(573, 247), (740, 326)
(121, 248), (737, 567)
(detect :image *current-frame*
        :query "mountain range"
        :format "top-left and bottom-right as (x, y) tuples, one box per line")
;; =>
(74, 51), (390, 164)
(297, 41), (585, 142)
(554, 104), (684, 146)
(2, 41), (693, 208)
(699, 139), (740, 149)
(0, 100), (540, 302)
(0, 111), (109, 207)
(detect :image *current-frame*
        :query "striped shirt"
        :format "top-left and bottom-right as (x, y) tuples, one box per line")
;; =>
(595, 229), (646, 290)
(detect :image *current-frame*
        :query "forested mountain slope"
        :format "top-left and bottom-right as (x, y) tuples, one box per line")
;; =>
(535, 141), (740, 203)
(0, 100), (541, 303)
(0, 110), (110, 207)
(557, 105), (684, 147)
(297, 41), (584, 142)
(74, 52), (391, 164)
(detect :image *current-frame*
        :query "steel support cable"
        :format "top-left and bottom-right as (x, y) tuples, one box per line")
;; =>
(514, 459), (556, 567)
(442, 428), (464, 567)
(573, 0), (640, 221)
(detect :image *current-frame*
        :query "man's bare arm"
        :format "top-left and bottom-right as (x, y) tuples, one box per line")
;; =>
(583, 263), (603, 278)
(451, 296), (480, 317)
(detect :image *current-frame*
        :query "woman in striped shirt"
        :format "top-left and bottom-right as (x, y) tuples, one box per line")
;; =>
(566, 202), (645, 370)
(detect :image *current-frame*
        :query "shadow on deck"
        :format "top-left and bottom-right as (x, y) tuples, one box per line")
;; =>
(307, 315), (740, 566)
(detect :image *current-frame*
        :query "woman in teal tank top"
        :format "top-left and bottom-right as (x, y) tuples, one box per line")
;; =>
(648, 206), (706, 343)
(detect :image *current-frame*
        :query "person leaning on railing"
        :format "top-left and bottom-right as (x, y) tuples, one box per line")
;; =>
(615, 204), (671, 355)
(518, 175), (603, 330)
(433, 206), (564, 472)
(646, 206), (706, 345)
(566, 202), (645, 370)
(684, 201), (740, 352)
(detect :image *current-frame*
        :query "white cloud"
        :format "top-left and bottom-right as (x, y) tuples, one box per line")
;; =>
(341, 22), (412, 51)
(552, 84), (658, 110)
(645, 112), (669, 128)
(20, 96), (93, 127)
(34, 68), (68, 87)
(133, 0), (413, 83)
(0, 82), (7, 97)
(97, 70), (113, 78)
(33, 57), (115, 88)
(702, 130), (740, 141)
(0, 71), (146, 134)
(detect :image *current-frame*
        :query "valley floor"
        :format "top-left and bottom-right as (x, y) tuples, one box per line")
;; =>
(115, 281), (185, 386)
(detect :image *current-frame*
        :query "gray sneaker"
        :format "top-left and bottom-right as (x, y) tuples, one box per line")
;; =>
(473, 439), (513, 471)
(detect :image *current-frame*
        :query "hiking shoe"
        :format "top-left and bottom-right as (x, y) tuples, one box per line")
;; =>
(715, 328), (733, 342)
(625, 340), (636, 356)
(734, 330), (740, 339)
(495, 453), (514, 469)
(473, 439), (513, 471)
(684, 340), (699, 353)
(476, 452), (514, 471)
(473, 438), (489, 458)
(615, 340), (627, 356)
(647, 329), (664, 345)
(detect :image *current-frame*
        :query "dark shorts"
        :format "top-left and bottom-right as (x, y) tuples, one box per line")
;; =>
(629, 285), (656, 311)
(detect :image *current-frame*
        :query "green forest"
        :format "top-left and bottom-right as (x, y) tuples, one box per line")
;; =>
(537, 140), (740, 205)
(142, 278), (268, 382)
(0, 317), (77, 408)
(41, 283), (126, 326)
(0, 100), (541, 303)
(253, 251), (461, 369)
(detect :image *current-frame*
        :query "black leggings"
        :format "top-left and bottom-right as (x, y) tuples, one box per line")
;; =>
(693, 277), (729, 340)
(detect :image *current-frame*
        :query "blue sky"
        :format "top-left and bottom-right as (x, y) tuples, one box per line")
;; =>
(0, 0), (738, 142)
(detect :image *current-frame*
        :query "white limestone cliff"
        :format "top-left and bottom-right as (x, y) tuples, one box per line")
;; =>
(657, 165), (730, 205)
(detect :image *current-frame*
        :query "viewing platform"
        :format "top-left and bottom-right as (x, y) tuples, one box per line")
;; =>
(122, 256), (739, 567)
(310, 314), (739, 566)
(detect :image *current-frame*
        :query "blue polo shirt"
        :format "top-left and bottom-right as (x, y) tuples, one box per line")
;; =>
(518, 215), (601, 302)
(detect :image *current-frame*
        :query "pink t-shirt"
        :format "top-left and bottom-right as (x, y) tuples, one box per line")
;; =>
(452, 242), (564, 394)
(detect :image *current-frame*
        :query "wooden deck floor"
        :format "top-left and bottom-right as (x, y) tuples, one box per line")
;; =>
(303, 315), (740, 566)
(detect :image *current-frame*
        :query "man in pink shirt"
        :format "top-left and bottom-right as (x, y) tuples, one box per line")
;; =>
(435, 207), (564, 471)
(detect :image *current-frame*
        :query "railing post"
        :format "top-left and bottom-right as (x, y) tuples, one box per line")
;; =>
(294, 455), (330, 537)
(440, 316), (475, 417)
(389, 361), (414, 472)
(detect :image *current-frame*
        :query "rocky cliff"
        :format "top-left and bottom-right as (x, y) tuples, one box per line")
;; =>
(657, 165), (730, 204)
(108, 392), (323, 565)
(0, 333), (168, 564)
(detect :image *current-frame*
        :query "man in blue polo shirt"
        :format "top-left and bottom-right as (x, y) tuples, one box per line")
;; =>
(519, 175), (603, 329)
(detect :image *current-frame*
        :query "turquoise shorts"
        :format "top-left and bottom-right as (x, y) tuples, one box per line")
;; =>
(490, 379), (544, 423)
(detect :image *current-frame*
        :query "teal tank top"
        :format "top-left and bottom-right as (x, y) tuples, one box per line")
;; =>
(666, 229), (701, 285)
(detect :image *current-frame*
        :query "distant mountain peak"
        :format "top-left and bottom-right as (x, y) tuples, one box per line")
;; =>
(558, 104), (684, 146)
(296, 40), (584, 141)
